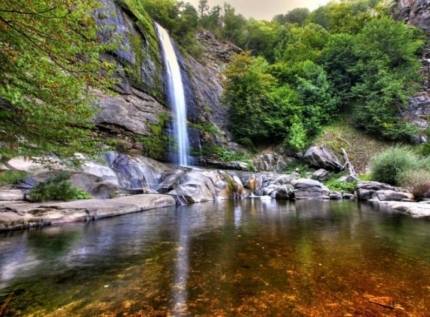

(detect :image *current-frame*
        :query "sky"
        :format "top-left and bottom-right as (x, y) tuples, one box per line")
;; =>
(187, 0), (331, 21)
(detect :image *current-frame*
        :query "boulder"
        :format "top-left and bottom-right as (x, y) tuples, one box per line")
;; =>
(313, 169), (330, 182)
(330, 191), (343, 200)
(167, 170), (217, 203)
(0, 190), (24, 201)
(377, 201), (430, 218)
(291, 179), (330, 200)
(273, 185), (294, 200)
(156, 169), (187, 193)
(356, 181), (408, 201)
(343, 193), (355, 200)
(376, 190), (413, 202)
(200, 158), (249, 171)
(304, 145), (343, 171)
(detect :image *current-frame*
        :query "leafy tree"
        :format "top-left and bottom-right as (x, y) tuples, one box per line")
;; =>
(223, 52), (310, 149)
(305, 0), (383, 34)
(142, 0), (201, 56)
(275, 23), (330, 63)
(221, 3), (247, 45)
(198, 0), (209, 19)
(240, 19), (280, 62)
(0, 0), (116, 158)
(320, 33), (358, 110)
(350, 17), (424, 139)
(273, 8), (310, 26)
(141, 0), (178, 32)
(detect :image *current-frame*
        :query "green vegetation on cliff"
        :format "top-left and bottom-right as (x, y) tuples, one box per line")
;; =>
(0, 0), (117, 158)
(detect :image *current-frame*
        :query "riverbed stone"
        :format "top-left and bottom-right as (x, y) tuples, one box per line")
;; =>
(291, 179), (330, 200)
(357, 181), (408, 201)
(0, 190), (24, 201)
(0, 194), (176, 231)
(376, 190), (413, 202)
(377, 201), (430, 218)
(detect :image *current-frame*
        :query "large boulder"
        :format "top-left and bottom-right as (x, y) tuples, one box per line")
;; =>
(304, 145), (343, 171)
(291, 179), (330, 200)
(165, 170), (217, 203)
(376, 190), (413, 202)
(0, 190), (24, 201)
(356, 181), (408, 201)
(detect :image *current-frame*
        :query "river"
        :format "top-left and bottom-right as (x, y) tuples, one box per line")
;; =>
(1, 200), (430, 316)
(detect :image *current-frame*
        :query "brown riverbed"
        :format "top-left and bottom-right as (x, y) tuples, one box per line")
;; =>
(1, 200), (430, 316)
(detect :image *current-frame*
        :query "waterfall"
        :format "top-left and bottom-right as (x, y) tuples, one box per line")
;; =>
(155, 23), (190, 166)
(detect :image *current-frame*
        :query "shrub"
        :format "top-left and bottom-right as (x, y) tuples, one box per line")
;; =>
(324, 178), (356, 193)
(29, 172), (91, 202)
(0, 170), (28, 185)
(399, 169), (430, 190)
(411, 182), (430, 201)
(370, 147), (419, 186)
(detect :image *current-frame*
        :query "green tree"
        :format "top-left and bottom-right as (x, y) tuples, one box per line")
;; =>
(221, 3), (247, 45)
(0, 0), (116, 158)
(350, 17), (424, 139)
(275, 23), (329, 63)
(198, 0), (209, 19)
(320, 33), (358, 110)
(240, 19), (280, 62)
(305, 0), (383, 34)
(223, 53), (308, 149)
(273, 8), (310, 26)
(142, 0), (201, 56)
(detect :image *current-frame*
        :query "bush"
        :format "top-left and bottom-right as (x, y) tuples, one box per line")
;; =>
(0, 170), (28, 185)
(399, 169), (430, 189)
(29, 172), (91, 202)
(370, 147), (419, 186)
(324, 178), (357, 193)
(411, 182), (430, 201)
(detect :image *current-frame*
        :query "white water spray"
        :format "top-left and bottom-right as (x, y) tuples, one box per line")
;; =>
(155, 23), (190, 166)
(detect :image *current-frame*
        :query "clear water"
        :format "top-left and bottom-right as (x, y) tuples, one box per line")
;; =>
(1, 200), (430, 316)
(156, 24), (190, 166)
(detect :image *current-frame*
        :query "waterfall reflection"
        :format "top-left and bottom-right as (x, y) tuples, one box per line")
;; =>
(170, 207), (190, 314)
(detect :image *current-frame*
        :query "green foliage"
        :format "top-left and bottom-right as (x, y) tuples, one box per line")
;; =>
(221, 3), (247, 45)
(275, 23), (329, 63)
(201, 144), (250, 162)
(324, 178), (357, 193)
(282, 160), (314, 177)
(305, 0), (382, 34)
(273, 8), (310, 26)
(0, 0), (117, 158)
(239, 19), (280, 62)
(399, 169), (430, 190)
(29, 173), (91, 202)
(0, 170), (28, 185)
(370, 147), (419, 186)
(189, 123), (221, 136)
(141, 0), (203, 57)
(349, 17), (424, 140)
(137, 114), (170, 160)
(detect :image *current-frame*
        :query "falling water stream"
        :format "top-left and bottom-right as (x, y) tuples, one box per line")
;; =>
(155, 23), (190, 166)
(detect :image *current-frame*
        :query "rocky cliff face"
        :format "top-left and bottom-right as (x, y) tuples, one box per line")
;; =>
(395, 0), (430, 141)
(92, 0), (240, 159)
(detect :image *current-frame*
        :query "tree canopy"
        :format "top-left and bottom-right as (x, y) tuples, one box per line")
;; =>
(0, 0), (116, 158)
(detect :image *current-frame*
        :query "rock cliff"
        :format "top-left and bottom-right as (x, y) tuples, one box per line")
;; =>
(92, 0), (241, 159)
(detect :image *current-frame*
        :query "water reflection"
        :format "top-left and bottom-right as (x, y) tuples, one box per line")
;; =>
(170, 207), (190, 314)
(1, 200), (430, 316)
